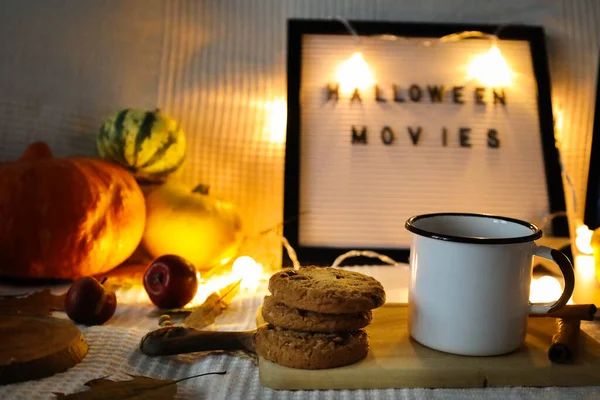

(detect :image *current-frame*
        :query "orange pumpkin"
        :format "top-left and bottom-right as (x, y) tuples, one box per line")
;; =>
(0, 142), (146, 279)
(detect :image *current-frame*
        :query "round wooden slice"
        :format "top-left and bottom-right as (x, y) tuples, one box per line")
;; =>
(0, 315), (88, 384)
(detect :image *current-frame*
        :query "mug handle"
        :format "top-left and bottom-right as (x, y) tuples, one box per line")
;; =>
(529, 245), (575, 315)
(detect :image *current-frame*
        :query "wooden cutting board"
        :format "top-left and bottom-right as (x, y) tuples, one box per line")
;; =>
(257, 304), (600, 390)
(0, 315), (88, 384)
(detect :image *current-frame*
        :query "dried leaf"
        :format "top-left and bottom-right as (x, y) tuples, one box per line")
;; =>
(198, 261), (232, 282)
(165, 279), (242, 315)
(0, 289), (65, 316)
(183, 280), (241, 329)
(53, 371), (226, 399)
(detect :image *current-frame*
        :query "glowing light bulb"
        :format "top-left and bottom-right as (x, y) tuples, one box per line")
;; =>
(232, 256), (264, 291)
(265, 98), (287, 144)
(553, 106), (565, 145)
(575, 254), (596, 281)
(530, 276), (563, 303)
(467, 45), (513, 87)
(554, 106), (564, 133)
(575, 224), (594, 255)
(335, 52), (375, 96)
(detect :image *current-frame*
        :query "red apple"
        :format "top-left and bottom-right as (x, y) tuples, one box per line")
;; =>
(65, 277), (117, 325)
(143, 254), (198, 309)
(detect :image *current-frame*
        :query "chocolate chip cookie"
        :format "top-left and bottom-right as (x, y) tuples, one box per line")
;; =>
(261, 295), (372, 332)
(254, 324), (369, 369)
(268, 267), (385, 314)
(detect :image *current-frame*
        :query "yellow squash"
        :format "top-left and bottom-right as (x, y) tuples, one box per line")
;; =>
(142, 181), (243, 271)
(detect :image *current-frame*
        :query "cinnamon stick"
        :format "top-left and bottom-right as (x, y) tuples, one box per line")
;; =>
(548, 318), (580, 364)
(529, 304), (597, 321)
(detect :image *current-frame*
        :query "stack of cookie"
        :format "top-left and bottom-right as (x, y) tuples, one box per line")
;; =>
(255, 266), (386, 369)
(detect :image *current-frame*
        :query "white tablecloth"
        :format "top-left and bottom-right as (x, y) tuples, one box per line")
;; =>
(1, 265), (599, 399)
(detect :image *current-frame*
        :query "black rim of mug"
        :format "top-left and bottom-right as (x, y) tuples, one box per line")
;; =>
(405, 212), (543, 244)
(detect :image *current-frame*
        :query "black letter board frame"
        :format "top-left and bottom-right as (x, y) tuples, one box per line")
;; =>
(584, 49), (600, 231)
(283, 19), (569, 267)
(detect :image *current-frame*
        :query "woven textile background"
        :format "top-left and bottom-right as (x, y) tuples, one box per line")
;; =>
(0, 0), (599, 266)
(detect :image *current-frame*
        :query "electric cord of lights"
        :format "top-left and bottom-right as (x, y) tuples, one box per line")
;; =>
(282, 234), (401, 270)
(333, 15), (511, 47)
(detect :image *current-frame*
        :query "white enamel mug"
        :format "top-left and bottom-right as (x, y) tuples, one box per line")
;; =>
(405, 213), (575, 356)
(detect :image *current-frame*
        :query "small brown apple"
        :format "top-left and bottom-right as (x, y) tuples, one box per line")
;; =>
(144, 254), (198, 309)
(65, 276), (117, 325)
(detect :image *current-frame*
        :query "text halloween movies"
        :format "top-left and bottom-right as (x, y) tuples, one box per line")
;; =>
(325, 83), (506, 149)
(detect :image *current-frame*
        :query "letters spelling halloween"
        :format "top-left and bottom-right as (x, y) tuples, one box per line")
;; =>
(325, 84), (506, 149)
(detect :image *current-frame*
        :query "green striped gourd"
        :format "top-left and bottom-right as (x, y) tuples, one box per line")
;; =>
(97, 108), (186, 181)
